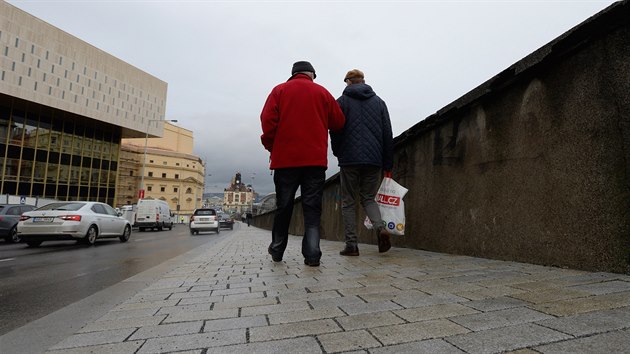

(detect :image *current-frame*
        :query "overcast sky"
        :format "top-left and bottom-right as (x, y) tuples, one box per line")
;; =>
(7, 0), (617, 196)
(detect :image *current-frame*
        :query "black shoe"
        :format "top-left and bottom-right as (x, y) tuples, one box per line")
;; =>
(339, 245), (359, 256)
(304, 258), (320, 267)
(378, 228), (392, 253)
(268, 246), (282, 262)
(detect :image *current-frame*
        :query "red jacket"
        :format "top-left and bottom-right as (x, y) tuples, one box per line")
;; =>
(261, 74), (345, 169)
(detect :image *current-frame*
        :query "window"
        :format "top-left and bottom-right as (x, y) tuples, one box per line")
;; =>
(103, 204), (117, 216)
(175, 174), (179, 179)
(161, 173), (166, 178)
(148, 172), (153, 177)
(174, 187), (178, 192)
(147, 186), (152, 191)
(160, 187), (165, 192)
(129, 171), (133, 176)
(163, 161), (167, 165)
(186, 188), (192, 194)
(149, 160), (154, 163)
(91, 204), (107, 214)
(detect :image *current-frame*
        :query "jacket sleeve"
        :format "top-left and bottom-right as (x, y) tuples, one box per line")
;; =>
(260, 89), (280, 152)
(330, 97), (346, 157)
(381, 100), (394, 171)
(328, 94), (345, 133)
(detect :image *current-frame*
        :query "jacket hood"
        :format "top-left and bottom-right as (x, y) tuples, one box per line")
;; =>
(342, 83), (376, 100)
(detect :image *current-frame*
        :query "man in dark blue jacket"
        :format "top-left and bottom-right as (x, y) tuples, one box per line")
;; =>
(331, 69), (394, 256)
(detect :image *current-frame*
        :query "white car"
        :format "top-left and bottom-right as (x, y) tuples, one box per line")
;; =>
(17, 201), (132, 247)
(189, 208), (219, 235)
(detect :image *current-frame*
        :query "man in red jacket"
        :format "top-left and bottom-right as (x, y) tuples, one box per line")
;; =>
(261, 61), (345, 267)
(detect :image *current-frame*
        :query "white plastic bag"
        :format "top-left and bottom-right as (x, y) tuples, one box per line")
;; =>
(363, 177), (408, 235)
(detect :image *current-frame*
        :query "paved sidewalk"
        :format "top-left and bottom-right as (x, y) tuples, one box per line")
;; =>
(45, 226), (630, 353)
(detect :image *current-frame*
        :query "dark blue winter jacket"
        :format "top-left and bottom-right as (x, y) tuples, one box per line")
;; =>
(331, 83), (394, 170)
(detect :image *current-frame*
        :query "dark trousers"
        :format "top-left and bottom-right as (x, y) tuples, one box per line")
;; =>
(269, 167), (325, 261)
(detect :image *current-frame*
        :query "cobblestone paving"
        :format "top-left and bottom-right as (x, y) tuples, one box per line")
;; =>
(46, 226), (630, 353)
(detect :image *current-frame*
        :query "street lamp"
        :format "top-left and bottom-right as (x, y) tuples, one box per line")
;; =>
(201, 173), (211, 207)
(250, 172), (256, 214)
(138, 119), (178, 199)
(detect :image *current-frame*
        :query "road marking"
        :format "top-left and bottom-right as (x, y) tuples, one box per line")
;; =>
(0, 258), (15, 262)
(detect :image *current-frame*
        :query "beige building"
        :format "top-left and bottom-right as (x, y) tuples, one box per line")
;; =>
(0, 2), (168, 205)
(223, 172), (254, 214)
(118, 122), (204, 217)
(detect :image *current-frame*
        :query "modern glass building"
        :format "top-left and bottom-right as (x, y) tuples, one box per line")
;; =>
(0, 2), (168, 205)
(0, 95), (120, 204)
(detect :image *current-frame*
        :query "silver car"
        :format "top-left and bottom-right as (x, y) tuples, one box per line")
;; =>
(189, 208), (219, 235)
(18, 201), (132, 247)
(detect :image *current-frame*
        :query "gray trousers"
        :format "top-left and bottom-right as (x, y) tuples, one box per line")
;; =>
(340, 165), (384, 247)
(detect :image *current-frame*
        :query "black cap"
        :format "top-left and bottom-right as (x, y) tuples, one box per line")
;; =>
(291, 61), (316, 79)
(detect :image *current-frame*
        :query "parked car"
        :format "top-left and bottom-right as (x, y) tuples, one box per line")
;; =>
(218, 213), (234, 230)
(189, 208), (219, 235)
(17, 201), (132, 247)
(0, 204), (36, 243)
(135, 199), (173, 231)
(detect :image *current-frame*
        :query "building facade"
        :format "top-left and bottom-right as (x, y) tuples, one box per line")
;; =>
(118, 122), (204, 217)
(0, 2), (168, 205)
(223, 172), (254, 214)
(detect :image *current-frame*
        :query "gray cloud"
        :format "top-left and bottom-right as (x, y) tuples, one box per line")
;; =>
(7, 0), (616, 196)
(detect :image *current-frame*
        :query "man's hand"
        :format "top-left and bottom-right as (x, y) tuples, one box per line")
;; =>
(383, 171), (392, 178)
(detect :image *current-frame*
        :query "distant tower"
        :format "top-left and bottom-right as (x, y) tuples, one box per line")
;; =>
(235, 172), (242, 187)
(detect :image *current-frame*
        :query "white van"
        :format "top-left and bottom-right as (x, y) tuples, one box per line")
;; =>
(135, 199), (173, 231)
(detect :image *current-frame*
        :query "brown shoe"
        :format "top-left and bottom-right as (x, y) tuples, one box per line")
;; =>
(378, 228), (391, 253)
(339, 245), (359, 256)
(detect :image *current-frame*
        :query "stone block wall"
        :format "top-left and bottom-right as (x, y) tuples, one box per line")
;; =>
(254, 1), (630, 274)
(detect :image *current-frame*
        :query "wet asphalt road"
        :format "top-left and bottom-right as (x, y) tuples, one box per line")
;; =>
(0, 222), (234, 335)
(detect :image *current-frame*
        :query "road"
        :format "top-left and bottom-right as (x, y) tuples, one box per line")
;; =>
(0, 222), (235, 335)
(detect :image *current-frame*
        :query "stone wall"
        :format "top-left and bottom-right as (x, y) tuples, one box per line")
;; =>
(254, 1), (630, 274)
